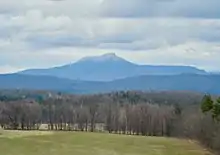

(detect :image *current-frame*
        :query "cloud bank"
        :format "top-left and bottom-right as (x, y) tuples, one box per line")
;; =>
(0, 0), (220, 72)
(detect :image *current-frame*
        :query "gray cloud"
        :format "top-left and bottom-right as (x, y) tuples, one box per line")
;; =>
(21, 18), (220, 51)
(0, 0), (220, 72)
(1, 0), (220, 19)
(100, 0), (220, 18)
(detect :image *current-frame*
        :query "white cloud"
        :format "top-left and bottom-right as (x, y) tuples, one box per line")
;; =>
(0, 0), (220, 72)
(0, 65), (24, 74)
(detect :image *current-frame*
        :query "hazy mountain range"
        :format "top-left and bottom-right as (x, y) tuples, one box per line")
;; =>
(0, 73), (220, 94)
(20, 53), (206, 81)
(0, 53), (219, 94)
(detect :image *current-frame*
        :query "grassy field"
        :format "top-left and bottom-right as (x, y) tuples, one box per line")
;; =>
(0, 130), (211, 155)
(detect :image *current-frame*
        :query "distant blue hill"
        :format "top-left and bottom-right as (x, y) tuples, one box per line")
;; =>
(0, 73), (220, 94)
(19, 53), (207, 81)
(0, 74), (76, 92)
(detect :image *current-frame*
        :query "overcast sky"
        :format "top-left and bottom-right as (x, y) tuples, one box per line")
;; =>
(0, 0), (220, 73)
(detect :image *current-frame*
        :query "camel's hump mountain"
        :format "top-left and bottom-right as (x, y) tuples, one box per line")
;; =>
(19, 53), (207, 81)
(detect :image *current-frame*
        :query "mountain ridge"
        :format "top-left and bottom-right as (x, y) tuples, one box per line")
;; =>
(0, 73), (220, 94)
(19, 53), (207, 81)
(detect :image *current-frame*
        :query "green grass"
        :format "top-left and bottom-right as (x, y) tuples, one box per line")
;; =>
(0, 131), (211, 155)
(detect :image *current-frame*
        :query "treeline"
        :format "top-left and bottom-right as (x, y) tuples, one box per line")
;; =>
(0, 90), (219, 153)
(0, 95), (181, 137)
(0, 90), (204, 105)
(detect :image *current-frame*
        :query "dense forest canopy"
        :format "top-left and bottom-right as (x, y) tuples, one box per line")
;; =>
(0, 89), (204, 105)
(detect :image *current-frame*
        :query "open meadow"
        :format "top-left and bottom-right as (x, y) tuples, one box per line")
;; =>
(0, 130), (211, 155)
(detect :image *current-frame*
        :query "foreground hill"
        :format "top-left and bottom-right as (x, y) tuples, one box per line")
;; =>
(0, 74), (75, 92)
(0, 131), (211, 155)
(0, 73), (220, 94)
(19, 53), (206, 81)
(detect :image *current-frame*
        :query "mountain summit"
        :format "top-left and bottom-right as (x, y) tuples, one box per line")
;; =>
(19, 53), (207, 81)
(78, 53), (123, 62)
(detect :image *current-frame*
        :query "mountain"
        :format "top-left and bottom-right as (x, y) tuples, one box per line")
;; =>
(86, 74), (220, 94)
(19, 53), (207, 81)
(0, 73), (220, 94)
(70, 74), (220, 94)
(0, 74), (76, 92)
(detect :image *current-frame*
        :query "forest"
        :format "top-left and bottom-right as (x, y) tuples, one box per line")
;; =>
(0, 90), (219, 154)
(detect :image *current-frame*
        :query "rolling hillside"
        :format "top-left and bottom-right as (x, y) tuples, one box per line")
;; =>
(0, 73), (220, 94)
(0, 74), (75, 92)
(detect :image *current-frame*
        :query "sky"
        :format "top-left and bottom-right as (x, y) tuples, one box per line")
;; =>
(0, 0), (220, 73)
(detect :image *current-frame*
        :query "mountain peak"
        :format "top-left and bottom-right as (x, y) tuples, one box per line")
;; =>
(78, 53), (123, 62)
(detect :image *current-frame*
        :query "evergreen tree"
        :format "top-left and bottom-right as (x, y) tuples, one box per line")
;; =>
(201, 94), (213, 113)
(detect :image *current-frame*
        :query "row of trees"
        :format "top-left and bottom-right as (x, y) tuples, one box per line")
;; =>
(0, 91), (219, 153)
(0, 98), (180, 137)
